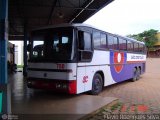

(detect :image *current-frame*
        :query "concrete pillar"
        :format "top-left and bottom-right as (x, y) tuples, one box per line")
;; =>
(23, 22), (28, 76)
(0, 0), (11, 113)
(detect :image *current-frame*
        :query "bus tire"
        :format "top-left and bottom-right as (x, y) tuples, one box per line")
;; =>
(136, 68), (141, 80)
(132, 68), (137, 82)
(90, 73), (103, 95)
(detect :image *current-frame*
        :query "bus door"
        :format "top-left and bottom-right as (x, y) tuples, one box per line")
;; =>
(77, 30), (93, 93)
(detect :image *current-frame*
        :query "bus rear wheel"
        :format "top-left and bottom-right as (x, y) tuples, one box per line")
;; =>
(132, 67), (141, 82)
(132, 68), (137, 82)
(90, 73), (103, 95)
(136, 68), (141, 80)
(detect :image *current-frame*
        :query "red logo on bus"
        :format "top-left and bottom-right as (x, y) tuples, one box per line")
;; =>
(83, 76), (88, 83)
(113, 52), (124, 73)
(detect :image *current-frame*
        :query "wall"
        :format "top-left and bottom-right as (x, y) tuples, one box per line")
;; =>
(9, 41), (23, 65)
(155, 32), (160, 46)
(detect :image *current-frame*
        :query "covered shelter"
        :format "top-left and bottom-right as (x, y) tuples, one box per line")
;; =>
(0, 0), (114, 113)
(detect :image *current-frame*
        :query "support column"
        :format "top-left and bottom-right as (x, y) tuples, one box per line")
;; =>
(0, 0), (11, 113)
(23, 22), (28, 76)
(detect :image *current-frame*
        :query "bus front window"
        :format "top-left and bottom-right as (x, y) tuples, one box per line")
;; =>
(30, 27), (74, 62)
(33, 41), (44, 58)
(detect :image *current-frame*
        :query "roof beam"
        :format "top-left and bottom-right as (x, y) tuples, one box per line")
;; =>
(47, 0), (58, 25)
(69, 0), (94, 23)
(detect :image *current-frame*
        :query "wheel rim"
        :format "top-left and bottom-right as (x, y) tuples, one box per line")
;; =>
(136, 69), (140, 80)
(93, 77), (102, 93)
(133, 69), (137, 81)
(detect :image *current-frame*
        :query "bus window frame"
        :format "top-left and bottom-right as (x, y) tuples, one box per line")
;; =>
(77, 28), (93, 62)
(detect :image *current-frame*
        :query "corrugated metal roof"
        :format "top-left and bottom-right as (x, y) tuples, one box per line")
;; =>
(9, 0), (114, 40)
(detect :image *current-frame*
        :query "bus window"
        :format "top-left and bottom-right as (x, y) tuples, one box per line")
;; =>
(78, 31), (84, 50)
(33, 41), (44, 58)
(100, 33), (107, 49)
(139, 44), (144, 53)
(78, 31), (92, 51)
(108, 35), (114, 49)
(62, 37), (69, 44)
(84, 32), (92, 50)
(93, 32), (101, 48)
(127, 41), (134, 51)
(78, 31), (92, 61)
(113, 37), (118, 50)
(119, 38), (127, 51)
(134, 42), (139, 52)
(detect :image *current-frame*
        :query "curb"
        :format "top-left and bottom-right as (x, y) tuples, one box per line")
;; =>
(79, 99), (119, 120)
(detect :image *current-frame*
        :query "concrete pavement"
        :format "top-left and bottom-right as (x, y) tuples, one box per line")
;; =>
(9, 72), (117, 120)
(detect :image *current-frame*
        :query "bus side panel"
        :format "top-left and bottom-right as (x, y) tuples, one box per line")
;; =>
(99, 65), (116, 86)
(126, 53), (146, 79)
(109, 51), (146, 83)
(124, 63), (146, 79)
(85, 66), (99, 92)
(66, 63), (77, 81)
(109, 51), (129, 82)
(76, 63), (85, 94)
(84, 50), (116, 91)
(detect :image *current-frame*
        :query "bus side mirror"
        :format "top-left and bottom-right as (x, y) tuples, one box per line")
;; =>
(27, 44), (31, 51)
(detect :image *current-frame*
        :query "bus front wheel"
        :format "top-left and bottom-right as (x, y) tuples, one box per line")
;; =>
(90, 73), (103, 95)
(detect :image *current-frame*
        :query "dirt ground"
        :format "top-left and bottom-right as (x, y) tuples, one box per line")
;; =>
(85, 58), (160, 119)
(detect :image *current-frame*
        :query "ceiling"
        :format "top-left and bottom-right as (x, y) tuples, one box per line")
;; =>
(9, 0), (113, 40)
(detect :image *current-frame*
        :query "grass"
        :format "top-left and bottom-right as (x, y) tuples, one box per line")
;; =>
(110, 102), (122, 111)
(17, 65), (23, 68)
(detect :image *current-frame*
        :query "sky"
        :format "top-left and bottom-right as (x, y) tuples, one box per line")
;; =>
(84, 0), (160, 36)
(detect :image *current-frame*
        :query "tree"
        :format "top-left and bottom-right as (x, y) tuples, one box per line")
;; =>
(127, 29), (158, 50)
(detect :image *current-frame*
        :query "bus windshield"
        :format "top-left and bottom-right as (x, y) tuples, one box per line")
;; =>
(29, 27), (74, 62)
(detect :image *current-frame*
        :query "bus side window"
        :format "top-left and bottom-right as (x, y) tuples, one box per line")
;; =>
(113, 37), (118, 50)
(134, 42), (139, 52)
(139, 44), (143, 53)
(127, 41), (134, 52)
(119, 38), (127, 51)
(100, 33), (107, 49)
(78, 31), (84, 50)
(78, 31), (92, 51)
(93, 32), (101, 49)
(84, 32), (92, 51)
(108, 35), (114, 49)
(78, 31), (92, 61)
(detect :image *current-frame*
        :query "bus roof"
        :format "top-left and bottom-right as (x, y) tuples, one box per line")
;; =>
(32, 23), (145, 45)
(115, 34), (145, 44)
(32, 23), (96, 31)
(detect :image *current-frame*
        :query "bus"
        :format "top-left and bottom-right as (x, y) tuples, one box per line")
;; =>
(27, 24), (146, 95)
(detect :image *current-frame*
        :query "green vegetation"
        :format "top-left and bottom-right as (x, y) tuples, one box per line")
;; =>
(127, 29), (158, 51)
(17, 65), (23, 68)
(110, 102), (122, 111)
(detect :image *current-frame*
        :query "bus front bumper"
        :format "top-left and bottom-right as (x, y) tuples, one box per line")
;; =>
(27, 78), (77, 94)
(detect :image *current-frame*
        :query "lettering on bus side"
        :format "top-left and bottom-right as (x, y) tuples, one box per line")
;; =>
(57, 64), (65, 69)
(131, 55), (144, 60)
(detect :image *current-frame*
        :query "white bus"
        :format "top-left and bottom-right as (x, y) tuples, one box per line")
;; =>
(27, 24), (146, 94)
